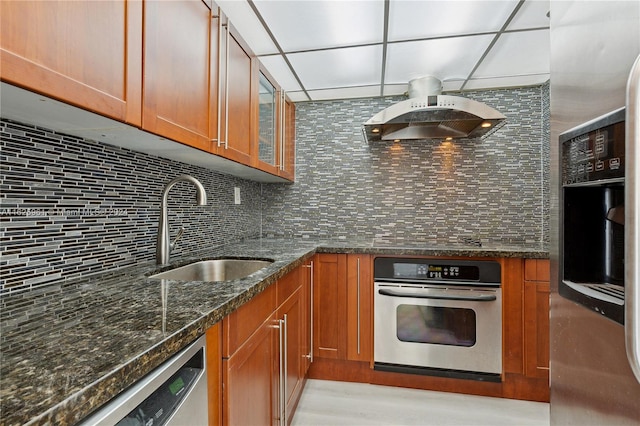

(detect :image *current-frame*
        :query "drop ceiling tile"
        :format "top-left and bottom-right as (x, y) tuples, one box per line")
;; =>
(217, 1), (278, 55)
(472, 29), (550, 79)
(385, 34), (495, 85)
(307, 85), (383, 101)
(286, 91), (310, 102)
(382, 83), (409, 96)
(463, 74), (550, 91)
(507, 0), (550, 30)
(253, 0), (384, 52)
(388, 0), (518, 41)
(258, 55), (302, 93)
(287, 45), (383, 90)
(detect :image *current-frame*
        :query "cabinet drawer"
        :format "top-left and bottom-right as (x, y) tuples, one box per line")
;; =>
(277, 268), (301, 306)
(222, 284), (276, 357)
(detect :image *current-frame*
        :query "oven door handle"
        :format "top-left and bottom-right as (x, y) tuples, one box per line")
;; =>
(377, 288), (497, 301)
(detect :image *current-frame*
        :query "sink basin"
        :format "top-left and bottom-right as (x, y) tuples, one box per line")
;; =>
(149, 258), (273, 282)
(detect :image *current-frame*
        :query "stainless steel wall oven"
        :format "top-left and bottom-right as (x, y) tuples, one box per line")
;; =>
(374, 257), (502, 382)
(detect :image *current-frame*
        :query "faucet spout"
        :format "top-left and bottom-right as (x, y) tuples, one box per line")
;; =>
(157, 175), (207, 265)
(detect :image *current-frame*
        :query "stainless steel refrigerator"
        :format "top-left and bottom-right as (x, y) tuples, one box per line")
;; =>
(550, 1), (640, 424)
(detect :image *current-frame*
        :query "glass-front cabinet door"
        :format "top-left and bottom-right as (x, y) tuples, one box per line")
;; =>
(258, 72), (277, 167)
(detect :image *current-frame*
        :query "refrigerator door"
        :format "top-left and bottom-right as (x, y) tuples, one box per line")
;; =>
(550, 1), (640, 425)
(627, 54), (640, 384)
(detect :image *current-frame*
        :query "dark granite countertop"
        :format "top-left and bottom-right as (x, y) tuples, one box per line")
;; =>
(0, 238), (547, 426)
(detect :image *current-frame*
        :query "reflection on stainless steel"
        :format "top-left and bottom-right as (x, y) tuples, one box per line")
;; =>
(626, 54), (640, 384)
(156, 175), (207, 265)
(550, 1), (640, 423)
(149, 259), (273, 282)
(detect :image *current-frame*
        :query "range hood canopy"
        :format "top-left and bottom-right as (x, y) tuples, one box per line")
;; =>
(363, 76), (506, 142)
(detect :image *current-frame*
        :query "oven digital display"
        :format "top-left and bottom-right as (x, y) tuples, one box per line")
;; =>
(393, 263), (480, 280)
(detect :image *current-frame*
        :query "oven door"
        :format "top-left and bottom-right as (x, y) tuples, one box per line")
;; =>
(374, 282), (502, 378)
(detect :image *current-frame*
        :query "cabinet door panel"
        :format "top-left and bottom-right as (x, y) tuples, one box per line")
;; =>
(347, 254), (372, 362)
(143, 0), (214, 151)
(313, 254), (347, 359)
(279, 289), (304, 423)
(224, 315), (278, 426)
(217, 26), (253, 164)
(279, 99), (296, 181)
(524, 281), (550, 378)
(1, 0), (142, 125)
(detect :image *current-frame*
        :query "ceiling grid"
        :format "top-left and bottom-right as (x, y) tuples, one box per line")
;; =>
(218, 0), (550, 102)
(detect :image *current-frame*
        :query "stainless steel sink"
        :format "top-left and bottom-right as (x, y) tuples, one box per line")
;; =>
(149, 258), (273, 282)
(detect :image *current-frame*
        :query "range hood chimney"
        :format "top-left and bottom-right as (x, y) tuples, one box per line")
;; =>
(362, 76), (506, 143)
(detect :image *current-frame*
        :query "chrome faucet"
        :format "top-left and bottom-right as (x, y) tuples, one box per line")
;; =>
(157, 175), (207, 265)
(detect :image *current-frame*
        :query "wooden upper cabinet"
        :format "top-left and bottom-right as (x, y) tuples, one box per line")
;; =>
(215, 21), (255, 164)
(0, 0), (142, 126)
(254, 67), (280, 176)
(142, 0), (217, 152)
(279, 98), (296, 181)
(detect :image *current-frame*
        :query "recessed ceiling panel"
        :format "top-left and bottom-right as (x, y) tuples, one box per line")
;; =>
(507, 0), (550, 30)
(472, 30), (550, 79)
(259, 55), (302, 93)
(388, 0), (518, 41)
(385, 34), (495, 85)
(287, 45), (383, 90)
(253, 0), (384, 52)
(463, 74), (550, 91)
(217, 0), (278, 55)
(307, 85), (382, 101)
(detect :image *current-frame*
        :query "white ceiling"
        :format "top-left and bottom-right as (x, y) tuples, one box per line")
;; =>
(217, 0), (551, 102)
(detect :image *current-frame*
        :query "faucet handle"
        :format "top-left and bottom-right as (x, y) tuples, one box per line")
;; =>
(170, 227), (185, 251)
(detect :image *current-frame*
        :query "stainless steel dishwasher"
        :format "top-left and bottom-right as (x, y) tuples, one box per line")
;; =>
(81, 335), (208, 426)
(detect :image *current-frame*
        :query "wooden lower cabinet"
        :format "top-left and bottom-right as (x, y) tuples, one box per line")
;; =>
(223, 312), (279, 425)
(523, 259), (550, 379)
(313, 253), (372, 362)
(346, 255), (372, 362)
(220, 266), (308, 425)
(313, 254), (347, 359)
(309, 255), (550, 403)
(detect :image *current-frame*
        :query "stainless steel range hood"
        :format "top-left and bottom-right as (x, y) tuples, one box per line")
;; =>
(363, 76), (506, 142)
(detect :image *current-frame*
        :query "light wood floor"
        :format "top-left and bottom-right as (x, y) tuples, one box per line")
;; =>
(291, 379), (550, 426)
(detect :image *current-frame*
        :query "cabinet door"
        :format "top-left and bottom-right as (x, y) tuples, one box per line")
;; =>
(278, 288), (304, 425)
(523, 259), (550, 378)
(313, 254), (347, 359)
(0, 0), (142, 125)
(346, 254), (373, 362)
(216, 22), (255, 164)
(143, 0), (216, 151)
(206, 323), (222, 426)
(256, 71), (279, 175)
(301, 260), (313, 374)
(279, 98), (296, 181)
(223, 313), (279, 426)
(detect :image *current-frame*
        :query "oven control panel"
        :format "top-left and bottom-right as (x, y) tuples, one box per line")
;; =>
(374, 257), (501, 285)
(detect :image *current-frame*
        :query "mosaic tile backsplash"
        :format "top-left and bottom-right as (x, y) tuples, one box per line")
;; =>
(1, 83), (549, 293)
(0, 120), (262, 294)
(262, 83), (550, 246)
